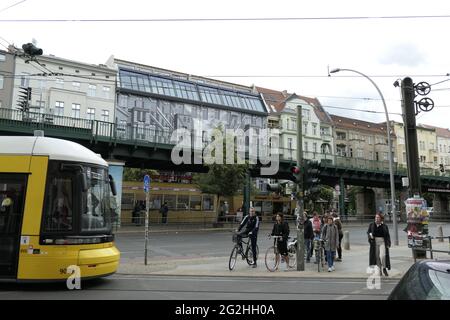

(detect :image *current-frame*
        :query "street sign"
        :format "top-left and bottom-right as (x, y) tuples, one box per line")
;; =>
(144, 175), (151, 193)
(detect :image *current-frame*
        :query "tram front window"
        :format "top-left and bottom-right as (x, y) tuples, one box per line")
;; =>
(81, 167), (112, 233)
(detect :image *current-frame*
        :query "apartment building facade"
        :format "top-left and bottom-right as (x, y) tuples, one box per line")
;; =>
(12, 54), (116, 122)
(0, 50), (15, 109)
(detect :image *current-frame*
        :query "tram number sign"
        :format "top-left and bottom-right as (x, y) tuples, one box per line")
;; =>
(144, 175), (151, 193)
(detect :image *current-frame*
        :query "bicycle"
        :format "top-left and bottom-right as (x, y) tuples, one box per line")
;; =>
(286, 237), (297, 268)
(265, 235), (293, 272)
(313, 238), (326, 272)
(228, 232), (259, 271)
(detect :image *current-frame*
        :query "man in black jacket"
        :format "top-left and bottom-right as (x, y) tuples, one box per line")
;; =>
(237, 207), (260, 268)
(303, 213), (314, 262)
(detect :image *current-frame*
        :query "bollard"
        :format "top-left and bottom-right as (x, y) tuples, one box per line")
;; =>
(438, 225), (444, 242)
(344, 230), (350, 250)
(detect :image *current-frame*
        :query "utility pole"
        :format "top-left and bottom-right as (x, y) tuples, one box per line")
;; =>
(296, 105), (305, 271)
(401, 77), (421, 196)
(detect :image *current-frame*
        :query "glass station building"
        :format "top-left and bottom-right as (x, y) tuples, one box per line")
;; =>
(114, 59), (268, 144)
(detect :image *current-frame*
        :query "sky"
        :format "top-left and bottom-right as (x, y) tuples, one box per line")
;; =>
(1, 0), (450, 128)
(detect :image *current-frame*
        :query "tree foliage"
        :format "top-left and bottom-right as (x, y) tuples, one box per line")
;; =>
(123, 167), (159, 182)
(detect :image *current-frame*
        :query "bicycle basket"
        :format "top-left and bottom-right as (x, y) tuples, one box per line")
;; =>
(232, 233), (238, 243)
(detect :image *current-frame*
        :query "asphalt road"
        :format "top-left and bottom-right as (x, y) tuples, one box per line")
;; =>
(0, 274), (397, 300)
(115, 222), (450, 261)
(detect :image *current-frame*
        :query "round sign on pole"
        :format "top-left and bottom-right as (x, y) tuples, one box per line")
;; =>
(144, 175), (151, 193)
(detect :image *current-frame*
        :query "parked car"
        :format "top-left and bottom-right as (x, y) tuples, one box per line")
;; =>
(388, 260), (450, 300)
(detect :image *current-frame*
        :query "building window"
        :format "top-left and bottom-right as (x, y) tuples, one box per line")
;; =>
(304, 141), (308, 152)
(313, 142), (317, 153)
(357, 148), (364, 158)
(369, 151), (374, 160)
(439, 144), (442, 152)
(0, 75), (3, 89)
(420, 155), (426, 163)
(287, 138), (293, 150)
(101, 109), (109, 122)
(291, 118), (297, 131)
(336, 132), (346, 140)
(72, 81), (81, 90)
(87, 108), (95, 120)
(21, 73), (30, 87)
(320, 127), (329, 136)
(0, 53), (5, 61)
(303, 122), (308, 135)
(286, 118), (290, 130)
(36, 100), (45, 114)
(88, 84), (96, 97)
(71, 103), (80, 118)
(55, 101), (64, 116)
(336, 145), (346, 157)
(383, 152), (388, 161)
(102, 86), (110, 99)
(419, 141), (425, 150)
(430, 142), (435, 151)
(56, 78), (64, 88)
(367, 136), (373, 144)
(302, 109), (310, 120)
(312, 123), (317, 136)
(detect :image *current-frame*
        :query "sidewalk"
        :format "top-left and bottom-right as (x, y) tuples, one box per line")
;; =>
(117, 239), (450, 280)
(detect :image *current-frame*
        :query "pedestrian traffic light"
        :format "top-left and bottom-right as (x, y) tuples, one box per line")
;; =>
(22, 43), (43, 56)
(440, 164), (445, 173)
(290, 165), (302, 184)
(303, 160), (321, 195)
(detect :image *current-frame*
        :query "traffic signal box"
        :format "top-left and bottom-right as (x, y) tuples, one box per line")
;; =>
(303, 160), (321, 195)
(17, 86), (32, 111)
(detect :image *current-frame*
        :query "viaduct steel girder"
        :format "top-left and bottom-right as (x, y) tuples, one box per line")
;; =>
(1, 123), (450, 191)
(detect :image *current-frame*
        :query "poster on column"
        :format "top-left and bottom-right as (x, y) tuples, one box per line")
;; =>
(405, 196), (430, 248)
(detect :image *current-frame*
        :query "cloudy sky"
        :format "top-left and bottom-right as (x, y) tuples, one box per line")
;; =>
(1, 0), (450, 128)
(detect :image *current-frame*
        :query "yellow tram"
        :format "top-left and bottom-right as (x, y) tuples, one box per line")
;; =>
(0, 136), (120, 281)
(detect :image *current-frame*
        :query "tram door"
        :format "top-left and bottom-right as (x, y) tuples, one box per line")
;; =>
(0, 174), (27, 278)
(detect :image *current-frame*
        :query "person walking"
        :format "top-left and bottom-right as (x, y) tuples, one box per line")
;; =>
(160, 202), (169, 224)
(236, 207), (260, 268)
(333, 213), (344, 261)
(304, 213), (314, 263)
(367, 213), (391, 276)
(321, 216), (339, 272)
(270, 212), (291, 270)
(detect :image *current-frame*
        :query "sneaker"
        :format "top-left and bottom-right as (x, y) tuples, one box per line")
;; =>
(331, 265), (335, 271)
(252, 263), (257, 268)
(328, 267), (332, 272)
(336, 258), (342, 262)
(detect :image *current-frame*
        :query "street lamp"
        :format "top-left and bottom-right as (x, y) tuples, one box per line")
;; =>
(329, 68), (399, 246)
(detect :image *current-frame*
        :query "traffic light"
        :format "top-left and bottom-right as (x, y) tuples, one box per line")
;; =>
(22, 43), (43, 56)
(17, 86), (32, 111)
(440, 164), (445, 173)
(290, 165), (302, 184)
(303, 160), (321, 195)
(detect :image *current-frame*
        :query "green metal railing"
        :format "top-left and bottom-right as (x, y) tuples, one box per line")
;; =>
(1, 107), (450, 178)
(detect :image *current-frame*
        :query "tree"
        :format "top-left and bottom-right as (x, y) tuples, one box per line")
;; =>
(123, 167), (159, 182)
(193, 126), (248, 222)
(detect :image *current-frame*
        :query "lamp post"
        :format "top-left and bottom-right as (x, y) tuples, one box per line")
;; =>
(329, 68), (399, 246)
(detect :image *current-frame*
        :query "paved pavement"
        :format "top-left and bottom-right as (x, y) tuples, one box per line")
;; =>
(115, 221), (450, 280)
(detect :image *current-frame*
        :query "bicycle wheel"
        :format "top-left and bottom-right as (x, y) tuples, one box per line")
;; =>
(319, 248), (325, 272)
(228, 246), (238, 271)
(287, 244), (297, 268)
(265, 246), (280, 272)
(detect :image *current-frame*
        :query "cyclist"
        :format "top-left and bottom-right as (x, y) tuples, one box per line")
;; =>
(236, 206), (260, 268)
(270, 212), (290, 270)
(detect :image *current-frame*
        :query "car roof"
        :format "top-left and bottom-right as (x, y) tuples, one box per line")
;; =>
(421, 260), (450, 273)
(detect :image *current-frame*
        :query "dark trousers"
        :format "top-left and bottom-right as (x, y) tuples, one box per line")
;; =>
(250, 234), (258, 263)
(162, 212), (168, 224)
(337, 233), (343, 259)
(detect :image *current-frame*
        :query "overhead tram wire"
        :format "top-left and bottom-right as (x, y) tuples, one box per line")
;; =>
(2, 14), (450, 22)
(0, 0), (27, 15)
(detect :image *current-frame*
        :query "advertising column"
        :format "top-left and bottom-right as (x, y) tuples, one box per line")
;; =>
(405, 195), (430, 258)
